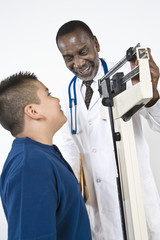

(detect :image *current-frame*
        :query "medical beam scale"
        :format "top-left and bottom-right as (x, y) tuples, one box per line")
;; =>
(98, 44), (152, 240)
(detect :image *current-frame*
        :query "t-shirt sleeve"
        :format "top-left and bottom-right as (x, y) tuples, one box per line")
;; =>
(6, 162), (58, 240)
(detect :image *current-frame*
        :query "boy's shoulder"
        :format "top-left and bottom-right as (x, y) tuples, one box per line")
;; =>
(1, 138), (56, 181)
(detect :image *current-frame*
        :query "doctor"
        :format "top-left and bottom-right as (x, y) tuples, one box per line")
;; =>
(55, 20), (160, 240)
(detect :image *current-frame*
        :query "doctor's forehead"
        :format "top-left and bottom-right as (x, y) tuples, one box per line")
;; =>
(58, 28), (92, 50)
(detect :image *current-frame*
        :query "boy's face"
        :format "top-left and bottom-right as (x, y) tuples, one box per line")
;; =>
(35, 81), (67, 132)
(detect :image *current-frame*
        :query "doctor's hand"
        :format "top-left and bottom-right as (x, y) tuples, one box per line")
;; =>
(130, 48), (160, 107)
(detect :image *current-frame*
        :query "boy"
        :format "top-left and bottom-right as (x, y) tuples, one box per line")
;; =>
(0, 72), (92, 240)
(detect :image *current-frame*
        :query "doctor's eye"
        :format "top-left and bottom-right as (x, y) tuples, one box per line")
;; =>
(64, 56), (73, 63)
(80, 47), (88, 56)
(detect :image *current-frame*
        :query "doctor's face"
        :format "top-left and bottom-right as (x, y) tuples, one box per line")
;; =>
(57, 28), (100, 81)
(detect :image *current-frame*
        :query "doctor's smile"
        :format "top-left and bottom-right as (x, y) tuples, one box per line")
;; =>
(73, 62), (95, 78)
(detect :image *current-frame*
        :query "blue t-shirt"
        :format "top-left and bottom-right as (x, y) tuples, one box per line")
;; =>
(0, 137), (92, 240)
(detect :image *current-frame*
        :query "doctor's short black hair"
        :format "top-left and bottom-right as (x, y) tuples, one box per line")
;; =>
(0, 72), (40, 137)
(56, 20), (94, 46)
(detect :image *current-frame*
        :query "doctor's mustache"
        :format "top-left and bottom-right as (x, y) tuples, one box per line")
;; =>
(72, 61), (94, 75)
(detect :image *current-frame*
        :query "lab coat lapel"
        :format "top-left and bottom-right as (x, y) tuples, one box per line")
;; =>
(75, 82), (88, 136)
(89, 58), (107, 110)
(76, 80), (88, 112)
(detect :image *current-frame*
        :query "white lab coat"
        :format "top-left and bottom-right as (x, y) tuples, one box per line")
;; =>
(55, 60), (160, 240)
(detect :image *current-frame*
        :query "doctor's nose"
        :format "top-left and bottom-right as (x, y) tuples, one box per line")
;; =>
(73, 56), (85, 69)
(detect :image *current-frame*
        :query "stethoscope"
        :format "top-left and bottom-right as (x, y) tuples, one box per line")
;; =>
(68, 58), (109, 134)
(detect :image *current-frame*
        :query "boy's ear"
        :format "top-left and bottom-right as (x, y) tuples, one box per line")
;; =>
(24, 104), (44, 120)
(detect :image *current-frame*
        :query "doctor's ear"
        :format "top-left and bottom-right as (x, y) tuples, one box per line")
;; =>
(93, 36), (100, 52)
(24, 104), (44, 120)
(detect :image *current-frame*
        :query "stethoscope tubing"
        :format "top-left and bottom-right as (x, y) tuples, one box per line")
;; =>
(68, 75), (77, 134)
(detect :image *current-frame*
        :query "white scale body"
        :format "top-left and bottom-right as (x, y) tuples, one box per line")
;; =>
(103, 47), (152, 240)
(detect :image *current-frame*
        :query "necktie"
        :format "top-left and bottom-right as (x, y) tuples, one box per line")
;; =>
(83, 80), (93, 109)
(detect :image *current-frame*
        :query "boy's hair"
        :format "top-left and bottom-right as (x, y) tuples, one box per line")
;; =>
(0, 72), (40, 137)
(56, 20), (94, 46)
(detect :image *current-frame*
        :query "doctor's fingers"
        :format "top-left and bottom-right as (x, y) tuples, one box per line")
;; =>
(149, 64), (159, 91)
(148, 48), (159, 77)
(130, 58), (138, 69)
(147, 49), (159, 103)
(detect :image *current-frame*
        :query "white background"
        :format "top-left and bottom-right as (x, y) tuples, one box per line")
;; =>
(0, 0), (160, 239)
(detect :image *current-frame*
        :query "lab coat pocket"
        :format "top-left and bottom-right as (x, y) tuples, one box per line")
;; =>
(93, 150), (120, 212)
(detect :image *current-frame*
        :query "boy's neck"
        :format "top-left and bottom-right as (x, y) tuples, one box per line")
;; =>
(16, 132), (53, 146)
